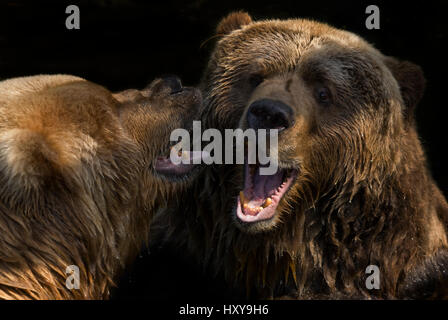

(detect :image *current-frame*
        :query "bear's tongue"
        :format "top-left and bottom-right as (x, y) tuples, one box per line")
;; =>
(241, 164), (284, 216)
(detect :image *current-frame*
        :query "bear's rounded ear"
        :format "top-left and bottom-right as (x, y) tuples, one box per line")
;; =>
(384, 56), (426, 120)
(216, 11), (252, 36)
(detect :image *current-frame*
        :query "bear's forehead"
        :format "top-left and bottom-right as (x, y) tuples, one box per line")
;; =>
(215, 19), (384, 80)
(240, 19), (364, 45)
(217, 19), (376, 64)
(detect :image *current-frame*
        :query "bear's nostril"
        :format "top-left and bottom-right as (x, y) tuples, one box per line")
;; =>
(246, 99), (293, 131)
(161, 75), (183, 94)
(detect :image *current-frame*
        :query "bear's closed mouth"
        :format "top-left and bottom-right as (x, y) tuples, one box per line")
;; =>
(236, 160), (298, 223)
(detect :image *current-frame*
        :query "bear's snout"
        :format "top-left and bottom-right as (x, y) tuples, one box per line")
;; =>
(246, 99), (294, 131)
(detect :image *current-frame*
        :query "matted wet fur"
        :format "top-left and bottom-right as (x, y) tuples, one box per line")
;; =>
(153, 12), (448, 299)
(0, 75), (200, 299)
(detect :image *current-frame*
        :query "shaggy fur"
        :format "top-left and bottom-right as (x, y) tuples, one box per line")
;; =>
(153, 13), (448, 299)
(0, 75), (200, 299)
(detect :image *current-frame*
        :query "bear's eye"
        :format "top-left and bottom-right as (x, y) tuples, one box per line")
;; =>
(315, 86), (332, 105)
(248, 74), (264, 88)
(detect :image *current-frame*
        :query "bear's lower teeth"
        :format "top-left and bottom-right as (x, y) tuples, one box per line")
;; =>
(262, 197), (272, 208)
(239, 191), (272, 212)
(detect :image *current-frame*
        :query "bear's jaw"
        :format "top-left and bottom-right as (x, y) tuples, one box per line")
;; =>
(236, 161), (298, 224)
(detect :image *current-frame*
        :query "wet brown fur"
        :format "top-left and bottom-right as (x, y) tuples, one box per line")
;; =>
(0, 75), (200, 299)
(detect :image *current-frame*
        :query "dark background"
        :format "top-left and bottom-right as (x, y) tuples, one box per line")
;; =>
(0, 0), (446, 299)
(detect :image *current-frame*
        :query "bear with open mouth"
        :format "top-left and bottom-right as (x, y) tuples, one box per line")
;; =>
(0, 74), (201, 299)
(153, 12), (448, 299)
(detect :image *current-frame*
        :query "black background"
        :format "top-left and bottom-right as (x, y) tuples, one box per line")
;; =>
(0, 0), (447, 299)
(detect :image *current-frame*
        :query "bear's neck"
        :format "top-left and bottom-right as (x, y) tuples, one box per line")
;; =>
(0, 188), (153, 300)
(0, 207), (121, 299)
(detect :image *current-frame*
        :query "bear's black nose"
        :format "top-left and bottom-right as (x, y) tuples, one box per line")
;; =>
(246, 99), (294, 131)
(161, 75), (183, 94)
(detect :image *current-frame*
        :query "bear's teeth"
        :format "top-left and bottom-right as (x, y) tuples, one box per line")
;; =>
(240, 191), (246, 206)
(240, 191), (268, 213)
(181, 151), (190, 161)
(173, 147), (190, 161)
(262, 197), (272, 208)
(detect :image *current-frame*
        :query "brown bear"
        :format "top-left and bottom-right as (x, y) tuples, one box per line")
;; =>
(0, 74), (201, 299)
(153, 12), (448, 299)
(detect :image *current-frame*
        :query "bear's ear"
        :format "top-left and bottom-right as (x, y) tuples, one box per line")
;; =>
(384, 56), (426, 120)
(216, 11), (252, 36)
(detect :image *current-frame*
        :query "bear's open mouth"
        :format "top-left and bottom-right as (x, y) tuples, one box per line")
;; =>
(236, 160), (298, 223)
(154, 149), (206, 178)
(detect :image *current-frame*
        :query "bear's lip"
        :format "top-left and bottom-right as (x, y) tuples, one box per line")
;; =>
(236, 160), (298, 223)
(154, 150), (207, 178)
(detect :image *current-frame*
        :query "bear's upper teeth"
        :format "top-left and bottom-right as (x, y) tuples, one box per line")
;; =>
(239, 191), (246, 207)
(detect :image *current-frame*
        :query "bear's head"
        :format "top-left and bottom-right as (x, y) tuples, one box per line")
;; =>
(202, 12), (425, 234)
(114, 76), (202, 186)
